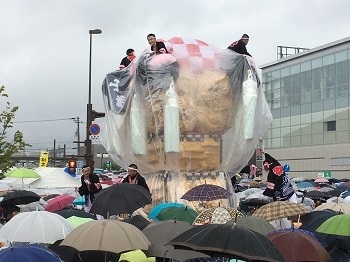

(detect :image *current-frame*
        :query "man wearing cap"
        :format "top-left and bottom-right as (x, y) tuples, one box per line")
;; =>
(119, 48), (136, 69)
(228, 34), (251, 57)
(122, 163), (150, 192)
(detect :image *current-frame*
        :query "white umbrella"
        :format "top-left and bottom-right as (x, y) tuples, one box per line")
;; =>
(0, 211), (73, 243)
(269, 218), (292, 230)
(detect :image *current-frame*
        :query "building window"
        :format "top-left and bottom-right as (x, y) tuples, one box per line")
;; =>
(330, 157), (350, 166)
(323, 120), (336, 132)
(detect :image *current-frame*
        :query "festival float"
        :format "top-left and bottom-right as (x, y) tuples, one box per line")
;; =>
(100, 37), (272, 208)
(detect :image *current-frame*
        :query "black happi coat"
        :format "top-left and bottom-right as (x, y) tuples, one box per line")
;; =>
(79, 173), (102, 203)
(262, 153), (294, 201)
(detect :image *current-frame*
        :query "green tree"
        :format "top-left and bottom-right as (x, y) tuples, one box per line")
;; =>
(0, 86), (30, 178)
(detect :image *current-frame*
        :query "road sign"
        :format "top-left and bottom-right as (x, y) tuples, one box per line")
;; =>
(324, 171), (331, 178)
(89, 123), (101, 136)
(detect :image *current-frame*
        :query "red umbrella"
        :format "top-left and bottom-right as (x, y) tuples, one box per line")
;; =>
(267, 230), (332, 262)
(45, 195), (75, 212)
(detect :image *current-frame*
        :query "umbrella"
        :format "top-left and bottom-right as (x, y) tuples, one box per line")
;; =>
(89, 183), (152, 217)
(0, 190), (41, 206)
(124, 215), (151, 230)
(336, 184), (349, 192)
(329, 246), (350, 262)
(226, 216), (275, 236)
(316, 214), (350, 236)
(242, 192), (272, 205)
(340, 191), (350, 199)
(252, 201), (310, 221)
(194, 206), (243, 225)
(0, 182), (12, 191)
(184, 258), (245, 262)
(45, 194), (75, 212)
(148, 202), (186, 220)
(314, 202), (350, 213)
(168, 224), (286, 262)
(269, 218), (292, 230)
(315, 177), (329, 183)
(60, 220), (150, 253)
(143, 220), (193, 246)
(55, 208), (97, 219)
(306, 190), (328, 200)
(119, 249), (154, 262)
(300, 209), (341, 232)
(296, 181), (314, 189)
(66, 216), (94, 228)
(328, 189), (343, 197)
(147, 245), (210, 262)
(42, 194), (60, 201)
(180, 183), (232, 202)
(0, 210), (73, 243)
(50, 242), (120, 262)
(72, 195), (85, 206)
(0, 244), (61, 262)
(5, 168), (40, 180)
(156, 206), (198, 224)
(266, 229), (331, 262)
(327, 196), (347, 203)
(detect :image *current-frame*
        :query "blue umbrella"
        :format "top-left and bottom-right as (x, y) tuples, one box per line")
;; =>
(73, 196), (85, 206)
(297, 181), (314, 189)
(148, 202), (185, 220)
(0, 244), (61, 262)
(340, 191), (350, 199)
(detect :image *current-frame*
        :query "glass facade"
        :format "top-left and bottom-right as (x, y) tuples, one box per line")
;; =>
(262, 48), (350, 148)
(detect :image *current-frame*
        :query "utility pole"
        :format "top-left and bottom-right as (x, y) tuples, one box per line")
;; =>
(71, 117), (82, 156)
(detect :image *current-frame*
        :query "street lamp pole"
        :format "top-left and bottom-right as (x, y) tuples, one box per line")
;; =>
(85, 29), (102, 170)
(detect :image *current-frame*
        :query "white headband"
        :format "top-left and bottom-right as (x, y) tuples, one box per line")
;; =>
(128, 167), (138, 171)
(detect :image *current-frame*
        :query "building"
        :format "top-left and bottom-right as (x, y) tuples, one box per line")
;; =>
(260, 37), (350, 179)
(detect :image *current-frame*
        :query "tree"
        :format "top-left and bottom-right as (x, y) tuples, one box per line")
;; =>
(0, 86), (30, 178)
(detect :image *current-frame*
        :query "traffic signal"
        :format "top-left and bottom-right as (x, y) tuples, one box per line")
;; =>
(105, 160), (111, 170)
(68, 158), (77, 174)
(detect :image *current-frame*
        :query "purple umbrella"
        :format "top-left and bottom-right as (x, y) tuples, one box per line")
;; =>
(181, 183), (232, 201)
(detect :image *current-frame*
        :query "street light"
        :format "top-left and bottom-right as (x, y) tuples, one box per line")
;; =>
(85, 28), (102, 170)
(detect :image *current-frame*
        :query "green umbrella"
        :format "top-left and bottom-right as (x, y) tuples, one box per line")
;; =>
(316, 214), (350, 236)
(156, 206), (198, 224)
(66, 216), (93, 228)
(226, 216), (275, 236)
(5, 168), (40, 179)
(5, 168), (40, 186)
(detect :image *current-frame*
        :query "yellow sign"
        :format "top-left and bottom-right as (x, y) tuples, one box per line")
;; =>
(39, 150), (49, 167)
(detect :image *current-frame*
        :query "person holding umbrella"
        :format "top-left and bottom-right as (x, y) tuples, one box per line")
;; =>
(78, 165), (102, 212)
(122, 164), (150, 219)
(122, 164), (149, 192)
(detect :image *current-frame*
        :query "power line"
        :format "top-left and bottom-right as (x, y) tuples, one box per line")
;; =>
(13, 118), (72, 124)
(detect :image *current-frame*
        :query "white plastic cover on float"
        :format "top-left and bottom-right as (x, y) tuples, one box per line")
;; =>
(100, 36), (272, 205)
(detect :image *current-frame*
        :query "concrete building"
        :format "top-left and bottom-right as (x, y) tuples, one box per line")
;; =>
(260, 37), (350, 179)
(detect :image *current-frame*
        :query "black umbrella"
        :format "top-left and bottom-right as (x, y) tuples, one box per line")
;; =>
(329, 246), (350, 262)
(89, 183), (152, 217)
(300, 209), (341, 232)
(49, 241), (120, 262)
(167, 224), (286, 262)
(55, 208), (97, 220)
(124, 215), (151, 231)
(0, 190), (40, 206)
(306, 190), (327, 200)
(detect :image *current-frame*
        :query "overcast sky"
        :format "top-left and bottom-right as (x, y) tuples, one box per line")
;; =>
(1, 0), (350, 156)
